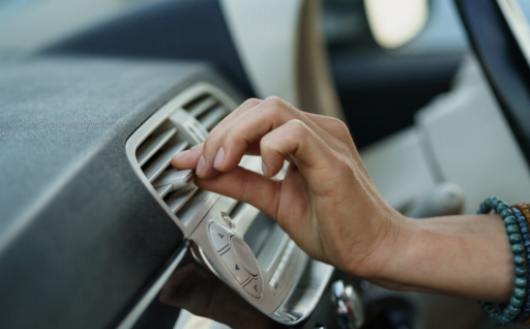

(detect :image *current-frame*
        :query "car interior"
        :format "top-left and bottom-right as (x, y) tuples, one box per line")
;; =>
(1, 0), (529, 328)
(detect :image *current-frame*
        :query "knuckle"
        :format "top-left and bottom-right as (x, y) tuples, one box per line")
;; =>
(326, 117), (349, 137)
(264, 96), (284, 107)
(287, 119), (308, 137)
(333, 118), (349, 133)
(260, 134), (274, 151)
(231, 98), (261, 115)
(264, 96), (287, 114)
(241, 97), (261, 108)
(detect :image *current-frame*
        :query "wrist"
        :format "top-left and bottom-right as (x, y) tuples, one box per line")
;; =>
(345, 208), (417, 280)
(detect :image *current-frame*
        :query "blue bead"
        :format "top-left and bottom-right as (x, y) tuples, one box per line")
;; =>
(506, 305), (520, 316)
(515, 264), (528, 277)
(504, 216), (517, 224)
(507, 305), (520, 314)
(508, 233), (522, 243)
(510, 234), (523, 243)
(516, 267), (527, 275)
(515, 277), (527, 287)
(501, 209), (512, 217)
(511, 296), (524, 307)
(514, 255), (525, 265)
(513, 244), (525, 253)
(507, 224), (519, 234)
(515, 287), (526, 299)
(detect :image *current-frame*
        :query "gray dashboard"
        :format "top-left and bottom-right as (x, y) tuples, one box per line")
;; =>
(0, 57), (240, 329)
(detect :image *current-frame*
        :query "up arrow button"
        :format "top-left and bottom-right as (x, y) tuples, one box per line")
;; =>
(208, 222), (230, 253)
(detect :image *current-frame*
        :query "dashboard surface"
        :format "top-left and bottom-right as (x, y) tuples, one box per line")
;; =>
(0, 57), (240, 329)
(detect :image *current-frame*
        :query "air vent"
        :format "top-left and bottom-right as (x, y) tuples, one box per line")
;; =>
(135, 121), (198, 224)
(182, 94), (229, 131)
(126, 83), (236, 231)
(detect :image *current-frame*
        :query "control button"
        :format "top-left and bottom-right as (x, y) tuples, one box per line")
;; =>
(231, 236), (259, 276)
(222, 250), (252, 284)
(244, 276), (263, 299)
(208, 222), (230, 253)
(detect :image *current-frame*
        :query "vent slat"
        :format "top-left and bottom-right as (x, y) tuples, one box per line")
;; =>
(165, 187), (199, 213)
(175, 190), (210, 224)
(199, 106), (227, 130)
(187, 97), (218, 117)
(144, 141), (189, 182)
(137, 127), (178, 166)
(154, 169), (193, 189)
(155, 184), (173, 198)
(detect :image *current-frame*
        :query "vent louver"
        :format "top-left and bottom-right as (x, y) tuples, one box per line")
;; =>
(126, 84), (234, 230)
(182, 94), (229, 131)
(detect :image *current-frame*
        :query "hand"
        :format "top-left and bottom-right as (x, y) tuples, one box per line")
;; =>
(172, 97), (405, 277)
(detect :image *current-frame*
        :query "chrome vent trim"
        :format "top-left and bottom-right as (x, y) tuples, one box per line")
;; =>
(126, 83), (237, 235)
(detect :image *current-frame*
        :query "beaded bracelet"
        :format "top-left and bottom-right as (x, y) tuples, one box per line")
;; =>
(515, 204), (530, 223)
(511, 207), (530, 322)
(514, 204), (530, 324)
(478, 197), (528, 325)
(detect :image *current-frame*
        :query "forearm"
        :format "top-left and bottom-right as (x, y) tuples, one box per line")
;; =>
(365, 214), (514, 302)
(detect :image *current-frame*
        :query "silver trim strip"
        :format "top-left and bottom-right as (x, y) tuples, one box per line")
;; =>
(115, 245), (188, 329)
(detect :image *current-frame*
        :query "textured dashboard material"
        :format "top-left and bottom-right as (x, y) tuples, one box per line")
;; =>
(0, 57), (240, 329)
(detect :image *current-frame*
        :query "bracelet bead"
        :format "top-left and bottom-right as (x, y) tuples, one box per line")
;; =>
(478, 197), (528, 325)
(513, 244), (525, 253)
(516, 267), (527, 276)
(510, 234), (523, 243)
(511, 206), (530, 323)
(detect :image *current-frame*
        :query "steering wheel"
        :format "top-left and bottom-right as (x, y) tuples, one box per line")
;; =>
(455, 0), (530, 165)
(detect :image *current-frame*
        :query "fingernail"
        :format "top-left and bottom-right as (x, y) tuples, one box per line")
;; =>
(261, 161), (269, 176)
(196, 156), (207, 177)
(213, 148), (225, 170)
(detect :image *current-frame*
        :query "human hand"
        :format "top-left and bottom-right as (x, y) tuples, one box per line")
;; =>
(171, 97), (405, 278)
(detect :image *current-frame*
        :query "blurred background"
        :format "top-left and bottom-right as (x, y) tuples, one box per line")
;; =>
(0, 0), (467, 148)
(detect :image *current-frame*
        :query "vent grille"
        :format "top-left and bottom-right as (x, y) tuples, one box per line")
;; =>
(128, 86), (232, 228)
(182, 94), (230, 131)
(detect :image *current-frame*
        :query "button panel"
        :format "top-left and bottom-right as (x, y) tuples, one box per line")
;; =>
(231, 236), (259, 276)
(208, 222), (230, 253)
(244, 276), (263, 299)
(207, 218), (263, 299)
(222, 250), (252, 284)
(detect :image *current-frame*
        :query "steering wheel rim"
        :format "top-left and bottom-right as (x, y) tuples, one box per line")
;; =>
(455, 0), (530, 166)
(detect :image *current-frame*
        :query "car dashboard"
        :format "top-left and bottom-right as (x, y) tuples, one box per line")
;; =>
(0, 56), (332, 329)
